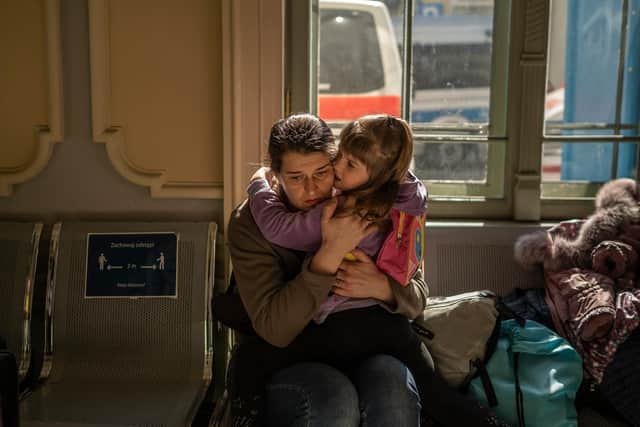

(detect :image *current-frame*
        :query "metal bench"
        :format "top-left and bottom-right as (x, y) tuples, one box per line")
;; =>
(0, 222), (43, 388)
(21, 221), (217, 427)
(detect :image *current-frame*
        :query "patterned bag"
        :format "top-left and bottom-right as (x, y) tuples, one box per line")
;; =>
(376, 209), (426, 286)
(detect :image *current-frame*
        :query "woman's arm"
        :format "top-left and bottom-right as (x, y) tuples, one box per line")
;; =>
(229, 200), (373, 347)
(229, 201), (332, 347)
(248, 179), (324, 252)
(332, 248), (429, 319)
(387, 267), (429, 318)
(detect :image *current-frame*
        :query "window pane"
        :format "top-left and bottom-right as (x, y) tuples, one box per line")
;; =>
(541, 142), (562, 181)
(545, 0), (640, 132)
(562, 142), (637, 181)
(550, 1), (623, 126)
(317, 1), (402, 122)
(543, 0), (640, 190)
(410, 3), (494, 125)
(314, 0), (503, 197)
(413, 141), (487, 181)
(542, 142), (637, 185)
(409, 1), (495, 187)
(319, 10), (384, 94)
(542, 143), (638, 198)
(622, 2), (640, 138)
(544, 143), (614, 182)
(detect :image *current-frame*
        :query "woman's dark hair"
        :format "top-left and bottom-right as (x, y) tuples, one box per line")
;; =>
(268, 114), (337, 172)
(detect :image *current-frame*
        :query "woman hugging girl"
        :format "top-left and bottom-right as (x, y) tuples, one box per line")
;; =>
(229, 114), (509, 427)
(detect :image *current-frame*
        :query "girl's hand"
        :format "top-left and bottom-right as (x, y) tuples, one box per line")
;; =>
(321, 199), (375, 252)
(332, 249), (394, 304)
(310, 200), (376, 275)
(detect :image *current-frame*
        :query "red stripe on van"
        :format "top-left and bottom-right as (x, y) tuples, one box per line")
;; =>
(319, 96), (401, 120)
(543, 165), (561, 173)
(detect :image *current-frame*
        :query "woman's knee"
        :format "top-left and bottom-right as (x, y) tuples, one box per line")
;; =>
(266, 362), (360, 427)
(351, 355), (421, 427)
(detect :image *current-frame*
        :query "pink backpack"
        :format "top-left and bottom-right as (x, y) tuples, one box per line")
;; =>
(376, 209), (427, 286)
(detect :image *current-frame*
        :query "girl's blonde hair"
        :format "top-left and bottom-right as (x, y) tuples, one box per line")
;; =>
(338, 114), (413, 223)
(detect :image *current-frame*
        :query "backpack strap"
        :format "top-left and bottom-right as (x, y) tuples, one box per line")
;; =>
(473, 358), (498, 407)
(500, 301), (526, 426)
(396, 211), (405, 243)
(412, 322), (435, 340)
(513, 352), (526, 427)
(496, 299), (526, 326)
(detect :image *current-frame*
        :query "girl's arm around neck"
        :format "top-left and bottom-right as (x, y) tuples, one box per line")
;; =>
(247, 179), (324, 252)
(394, 170), (429, 216)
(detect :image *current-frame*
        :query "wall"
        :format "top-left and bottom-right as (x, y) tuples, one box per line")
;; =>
(0, 0), (223, 226)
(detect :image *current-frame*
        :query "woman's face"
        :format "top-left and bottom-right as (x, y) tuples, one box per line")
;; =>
(277, 151), (334, 211)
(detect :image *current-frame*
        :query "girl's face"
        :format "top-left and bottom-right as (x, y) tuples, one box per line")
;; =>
(277, 151), (334, 211)
(333, 150), (370, 191)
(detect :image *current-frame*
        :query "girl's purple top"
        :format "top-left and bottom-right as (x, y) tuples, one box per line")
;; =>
(247, 171), (428, 323)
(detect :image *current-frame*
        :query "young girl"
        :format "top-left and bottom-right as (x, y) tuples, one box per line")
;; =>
(229, 115), (509, 427)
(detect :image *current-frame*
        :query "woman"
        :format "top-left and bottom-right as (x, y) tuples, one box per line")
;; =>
(226, 113), (428, 426)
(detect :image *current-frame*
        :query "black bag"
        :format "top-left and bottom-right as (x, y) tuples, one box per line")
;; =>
(0, 347), (19, 427)
(212, 273), (256, 336)
(501, 287), (554, 330)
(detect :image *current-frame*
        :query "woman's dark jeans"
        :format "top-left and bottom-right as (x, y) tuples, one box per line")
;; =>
(265, 355), (421, 427)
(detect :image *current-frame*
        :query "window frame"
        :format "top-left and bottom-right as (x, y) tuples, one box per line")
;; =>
(540, 0), (640, 202)
(411, 0), (511, 202)
(288, 0), (520, 218)
(285, 0), (634, 221)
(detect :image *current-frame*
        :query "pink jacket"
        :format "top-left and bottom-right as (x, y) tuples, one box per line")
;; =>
(544, 222), (640, 384)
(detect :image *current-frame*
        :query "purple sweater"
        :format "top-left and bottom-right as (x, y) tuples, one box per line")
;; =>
(248, 171), (428, 322)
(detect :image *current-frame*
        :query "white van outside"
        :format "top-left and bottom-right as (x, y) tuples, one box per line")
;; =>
(319, 1), (493, 125)
(318, 0), (402, 122)
(318, 0), (493, 180)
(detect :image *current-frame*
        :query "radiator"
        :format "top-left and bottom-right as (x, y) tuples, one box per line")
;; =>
(423, 222), (550, 297)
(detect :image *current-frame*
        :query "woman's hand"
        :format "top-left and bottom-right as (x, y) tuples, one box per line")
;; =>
(332, 249), (394, 304)
(310, 199), (376, 275)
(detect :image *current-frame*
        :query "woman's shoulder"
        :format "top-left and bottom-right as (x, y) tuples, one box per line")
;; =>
(228, 199), (261, 239)
(228, 200), (304, 269)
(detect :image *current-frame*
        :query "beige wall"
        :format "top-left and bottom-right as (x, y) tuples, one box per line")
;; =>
(91, 0), (224, 198)
(0, 0), (223, 225)
(0, 1), (48, 171)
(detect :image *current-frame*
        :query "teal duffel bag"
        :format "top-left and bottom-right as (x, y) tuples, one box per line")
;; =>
(468, 319), (583, 427)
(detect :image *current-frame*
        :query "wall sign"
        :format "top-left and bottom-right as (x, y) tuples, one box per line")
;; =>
(86, 232), (178, 298)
